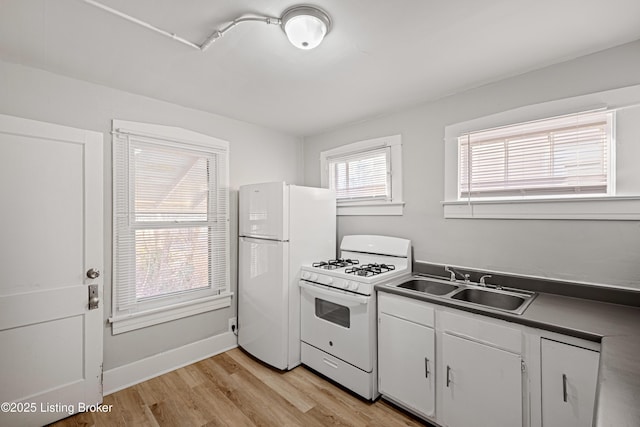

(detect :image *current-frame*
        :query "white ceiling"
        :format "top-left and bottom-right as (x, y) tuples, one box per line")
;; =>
(1, 0), (640, 136)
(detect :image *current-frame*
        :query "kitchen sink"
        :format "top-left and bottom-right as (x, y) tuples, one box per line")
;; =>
(451, 288), (524, 310)
(397, 279), (459, 296)
(391, 275), (537, 315)
(450, 287), (536, 314)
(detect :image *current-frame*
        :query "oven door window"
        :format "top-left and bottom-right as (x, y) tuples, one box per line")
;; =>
(315, 298), (350, 328)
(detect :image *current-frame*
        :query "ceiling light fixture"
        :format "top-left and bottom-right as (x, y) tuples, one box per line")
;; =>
(82, 0), (332, 51)
(280, 6), (332, 50)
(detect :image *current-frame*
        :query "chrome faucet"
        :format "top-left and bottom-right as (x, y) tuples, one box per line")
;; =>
(445, 266), (470, 283)
(445, 265), (456, 281)
(479, 275), (492, 287)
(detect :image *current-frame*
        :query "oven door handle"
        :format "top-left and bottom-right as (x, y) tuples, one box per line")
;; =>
(299, 281), (369, 306)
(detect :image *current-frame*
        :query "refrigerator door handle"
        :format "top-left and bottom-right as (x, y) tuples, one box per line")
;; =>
(299, 281), (369, 306)
(240, 236), (288, 243)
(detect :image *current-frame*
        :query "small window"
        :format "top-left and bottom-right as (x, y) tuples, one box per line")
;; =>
(329, 146), (390, 201)
(458, 110), (614, 200)
(111, 120), (231, 334)
(321, 135), (404, 215)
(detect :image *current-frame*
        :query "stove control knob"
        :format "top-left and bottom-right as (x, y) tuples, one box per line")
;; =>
(326, 277), (334, 284)
(350, 282), (359, 291)
(301, 271), (310, 280)
(310, 273), (318, 281)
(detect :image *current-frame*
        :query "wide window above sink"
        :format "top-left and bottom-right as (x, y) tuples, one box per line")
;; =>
(443, 84), (640, 220)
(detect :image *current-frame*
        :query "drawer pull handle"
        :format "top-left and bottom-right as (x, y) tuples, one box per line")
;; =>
(446, 365), (451, 387)
(562, 373), (568, 402)
(424, 357), (430, 378)
(323, 358), (338, 369)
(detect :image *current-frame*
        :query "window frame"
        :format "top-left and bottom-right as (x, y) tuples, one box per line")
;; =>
(443, 85), (640, 220)
(457, 110), (615, 200)
(111, 120), (231, 334)
(320, 134), (404, 216)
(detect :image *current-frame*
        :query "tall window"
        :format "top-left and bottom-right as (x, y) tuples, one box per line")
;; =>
(321, 135), (404, 215)
(458, 110), (614, 199)
(112, 120), (230, 334)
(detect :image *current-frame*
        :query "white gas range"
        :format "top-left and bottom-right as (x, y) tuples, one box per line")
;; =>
(298, 235), (412, 400)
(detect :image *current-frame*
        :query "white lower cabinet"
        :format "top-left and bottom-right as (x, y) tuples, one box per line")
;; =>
(377, 291), (601, 427)
(378, 313), (435, 417)
(378, 293), (524, 426)
(441, 333), (523, 427)
(378, 294), (435, 418)
(540, 338), (599, 427)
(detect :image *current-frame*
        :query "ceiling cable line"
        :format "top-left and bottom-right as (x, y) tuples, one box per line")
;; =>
(81, 0), (280, 52)
(200, 16), (282, 50)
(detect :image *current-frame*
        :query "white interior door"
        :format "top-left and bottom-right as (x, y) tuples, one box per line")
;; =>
(0, 114), (103, 427)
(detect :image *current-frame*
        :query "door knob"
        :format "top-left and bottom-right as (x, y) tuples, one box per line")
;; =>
(86, 268), (101, 279)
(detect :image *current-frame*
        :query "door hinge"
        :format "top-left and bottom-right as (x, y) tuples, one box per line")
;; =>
(521, 359), (526, 373)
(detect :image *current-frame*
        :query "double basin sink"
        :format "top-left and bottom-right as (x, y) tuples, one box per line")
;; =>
(394, 276), (537, 315)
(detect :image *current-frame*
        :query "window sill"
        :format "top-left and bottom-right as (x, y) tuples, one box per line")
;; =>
(337, 201), (405, 216)
(109, 292), (232, 334)
(442, 196), (640, 220)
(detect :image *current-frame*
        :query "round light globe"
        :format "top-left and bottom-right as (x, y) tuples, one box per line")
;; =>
(281, 6), (331, 50)
(284, 14), (327, 49)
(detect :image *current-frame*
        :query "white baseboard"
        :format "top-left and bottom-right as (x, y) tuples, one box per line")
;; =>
(103, 331), (237, 395)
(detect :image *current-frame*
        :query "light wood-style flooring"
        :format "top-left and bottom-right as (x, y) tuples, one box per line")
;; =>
(49, 347), (428, 427)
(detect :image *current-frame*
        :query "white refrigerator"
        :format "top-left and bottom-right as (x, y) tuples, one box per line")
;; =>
(238, 182), (336, 370)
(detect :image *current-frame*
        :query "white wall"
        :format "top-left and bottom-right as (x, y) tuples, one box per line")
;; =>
(0, 59), (303, 370)
(303, 40), (640, 289)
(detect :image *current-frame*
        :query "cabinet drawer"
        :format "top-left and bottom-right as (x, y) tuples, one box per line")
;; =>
(301, 342), (374, 400)
(378, 293), (435, 328)
(439, 310), (521, 353)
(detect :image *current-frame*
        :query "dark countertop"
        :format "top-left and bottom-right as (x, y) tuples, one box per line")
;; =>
(376, 283), (640, 427)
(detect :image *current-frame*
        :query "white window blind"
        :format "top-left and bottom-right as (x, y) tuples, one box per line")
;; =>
(458, 110), (613, 199)
(328, 146), (391, 201)
(113, 126), (229, 324)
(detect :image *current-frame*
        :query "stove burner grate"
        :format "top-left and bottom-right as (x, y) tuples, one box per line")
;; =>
(312, 259), (359, 269)
(345, 263), (396, 277)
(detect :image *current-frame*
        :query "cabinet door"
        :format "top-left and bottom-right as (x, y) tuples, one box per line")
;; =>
(378, 313), (435, 417)
(442, 333), (522, 427)
(541, 339), (599, 427)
